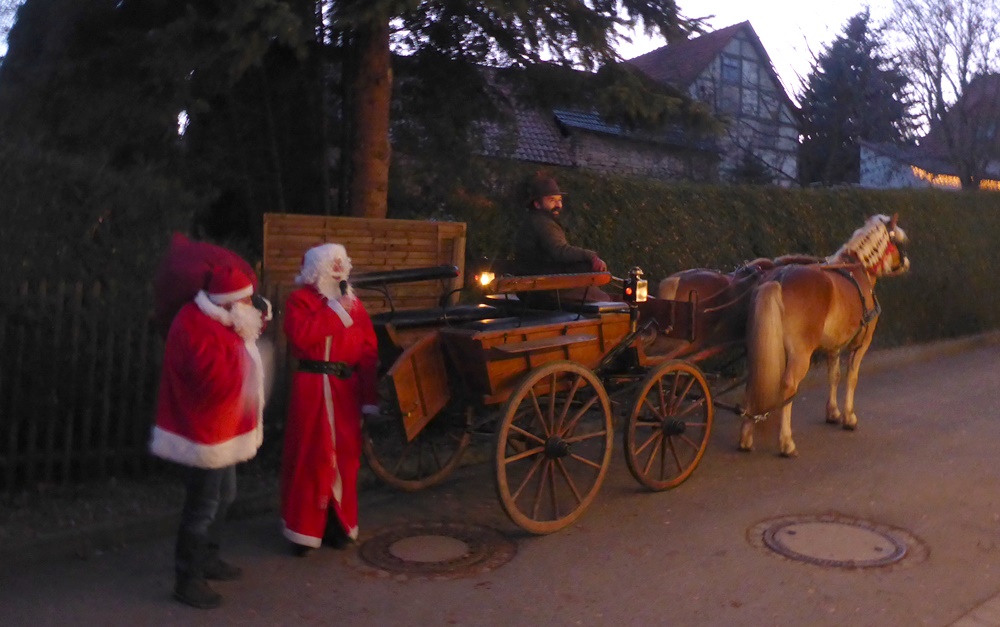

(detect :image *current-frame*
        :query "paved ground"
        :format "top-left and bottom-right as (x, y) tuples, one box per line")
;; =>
(3, 332), (1000, 626)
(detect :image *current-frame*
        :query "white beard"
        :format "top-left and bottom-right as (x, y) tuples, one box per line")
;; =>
(230, 301), (264, 341)
(315, 275), (355, 308)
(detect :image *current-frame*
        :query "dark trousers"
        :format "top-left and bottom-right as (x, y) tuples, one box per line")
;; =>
(175, 465), (237, 579)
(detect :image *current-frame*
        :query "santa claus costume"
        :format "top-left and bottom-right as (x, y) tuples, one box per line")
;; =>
(281, 243), (378, 553)
(150, 263), (266, 609)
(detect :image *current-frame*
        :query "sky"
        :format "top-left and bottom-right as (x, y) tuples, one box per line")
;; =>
(1, 0), (893, 96)
(615, 0), (894, 98)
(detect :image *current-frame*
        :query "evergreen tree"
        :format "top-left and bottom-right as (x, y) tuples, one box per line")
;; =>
(798, 11), (913, 186)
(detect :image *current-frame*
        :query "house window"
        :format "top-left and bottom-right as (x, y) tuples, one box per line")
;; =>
(719, 84), (740, 114)
(721, 55), (741, 85)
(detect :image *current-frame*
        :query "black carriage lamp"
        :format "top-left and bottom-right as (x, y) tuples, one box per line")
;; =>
(622, 266), (648, 305)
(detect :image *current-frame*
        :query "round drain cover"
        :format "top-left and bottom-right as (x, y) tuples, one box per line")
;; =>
(357, 521), (516, 579)
(750, 514), (925, 569)
(389, 535), (470, 562)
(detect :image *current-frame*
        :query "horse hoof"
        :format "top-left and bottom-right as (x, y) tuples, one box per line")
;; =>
(738, 445), (753, 453)
(780, 449), (799, 458)
(842, 423), (857, 432)
(825, 417), (841, 426)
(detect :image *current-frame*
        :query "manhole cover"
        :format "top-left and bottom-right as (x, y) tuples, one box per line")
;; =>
(749, 513), (926, 569)
(356, 521), (516, 580)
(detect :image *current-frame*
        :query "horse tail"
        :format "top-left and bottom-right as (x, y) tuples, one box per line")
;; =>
(744, 281), (786, 417)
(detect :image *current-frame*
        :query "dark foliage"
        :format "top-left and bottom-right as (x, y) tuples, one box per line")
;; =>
(798, 11), (914, 186)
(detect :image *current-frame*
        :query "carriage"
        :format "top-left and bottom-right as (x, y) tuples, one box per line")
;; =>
(351, 213), (910, 535)
(354, 263), (753, 535)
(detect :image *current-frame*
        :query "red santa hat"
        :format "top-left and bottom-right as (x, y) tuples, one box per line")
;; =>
(206, 266), (254, 305)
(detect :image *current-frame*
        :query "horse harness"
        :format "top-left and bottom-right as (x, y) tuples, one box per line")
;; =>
(826, 263), (882, 346)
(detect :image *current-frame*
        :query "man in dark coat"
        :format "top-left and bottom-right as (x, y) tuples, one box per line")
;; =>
(513, 176), (611, 305)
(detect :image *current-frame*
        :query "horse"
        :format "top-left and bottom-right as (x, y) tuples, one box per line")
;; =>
(653, 255), (822, 356)
(740, 213), (910, 457)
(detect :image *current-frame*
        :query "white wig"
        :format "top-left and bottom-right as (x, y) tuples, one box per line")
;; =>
(295, 243), (353, 286)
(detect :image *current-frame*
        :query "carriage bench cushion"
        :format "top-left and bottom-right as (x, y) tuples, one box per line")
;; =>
(371, 304), (501, 330)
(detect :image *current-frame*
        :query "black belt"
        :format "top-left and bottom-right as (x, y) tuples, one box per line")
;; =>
(297, 360), (354, 378)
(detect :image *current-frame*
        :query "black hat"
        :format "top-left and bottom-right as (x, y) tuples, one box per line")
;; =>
(526, 177), (565, 207)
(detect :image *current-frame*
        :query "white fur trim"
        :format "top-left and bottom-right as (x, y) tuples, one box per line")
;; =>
(327, 298), (354, 328)
(322, 336), (344, 506)
(281, 523), (322, 548)
(149, 425), (260, 469)
(195, 290), (233, 326)
(208, 284), (253, 305)
(245, 338), (266, 438)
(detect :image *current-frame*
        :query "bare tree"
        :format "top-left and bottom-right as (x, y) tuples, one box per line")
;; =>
(0, 0), (25, 50)
(888, 0), (1000, 188)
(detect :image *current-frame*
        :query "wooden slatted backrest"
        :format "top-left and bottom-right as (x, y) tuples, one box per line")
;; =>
(261, 214), (468, 398)
(262, 214), (467, 315)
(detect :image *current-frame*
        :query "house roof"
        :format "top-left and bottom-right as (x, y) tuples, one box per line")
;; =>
(626, 21), (799, 118)
(552, 108), (719, 152)
(627, 22), (746, 87)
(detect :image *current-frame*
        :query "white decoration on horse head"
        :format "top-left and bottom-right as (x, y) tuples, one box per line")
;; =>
(828, 214), (895, 275)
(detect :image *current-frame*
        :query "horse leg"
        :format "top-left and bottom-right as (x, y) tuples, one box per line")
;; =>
(841, 324), (877, 431)
(739, 418), (754, 452)
(825, 350), (842, 425)
(777, 350), (813, 457)
(777, 402), (797, 457)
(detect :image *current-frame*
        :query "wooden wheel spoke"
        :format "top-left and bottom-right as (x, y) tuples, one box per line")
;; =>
(666, 437), (683, 472)
(634, 428), (661, 456)
(549, 461), (559, 519)
(555, 374), (585, 433)
(668, 376), (696, 414)
(555, 458), (584, 504)
(509, 423), (546, 446)
(504, 443), (546, 464)
(642, 435), (664, 476)
(566, 452), (603, 471)
(389, 440), (414, 476)
(563, 429), (608, 445)
(675, 433), (701, 452)
(527, 388), (551, 437)
(640, 396), (665, 421)
(559, 393), (600, 436)
(670, 397), (706, 419)
(510, 455), (544, 501)
(531, 461), (551, 521)
(656, 379), (667, 416)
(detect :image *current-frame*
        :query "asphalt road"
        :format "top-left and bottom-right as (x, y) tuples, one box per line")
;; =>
(3, 337), (1000, 627)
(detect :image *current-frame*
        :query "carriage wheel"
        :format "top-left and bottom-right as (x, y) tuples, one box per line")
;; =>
(624, 360), (714, 491)
(494, 361), (613, 535)
(362, 379), (471, 492)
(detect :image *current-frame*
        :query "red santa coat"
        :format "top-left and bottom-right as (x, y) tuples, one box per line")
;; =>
(150, 296), (265, 468)
(281, 286), (377, 546)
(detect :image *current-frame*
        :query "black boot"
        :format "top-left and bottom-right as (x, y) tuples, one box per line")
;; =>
(174, 576), (222, 609)
(204, 543), (242, 581)
(323, 515), (350, 550)
(174, 531), (222, 609)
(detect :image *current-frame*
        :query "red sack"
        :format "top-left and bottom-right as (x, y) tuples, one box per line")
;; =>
(153, 233), (258, 335)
